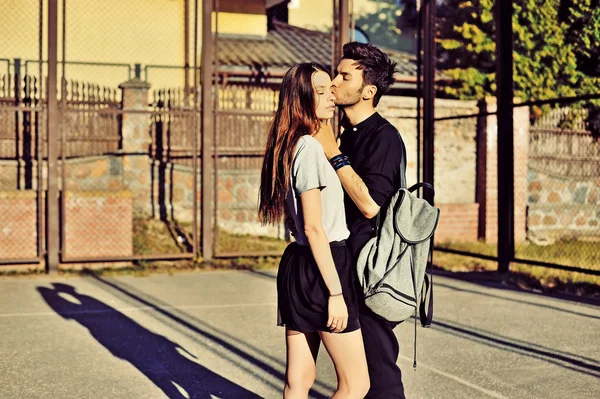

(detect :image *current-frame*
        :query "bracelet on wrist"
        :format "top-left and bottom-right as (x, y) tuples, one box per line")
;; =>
(329, 154), (346, 165)
(329, 154), (351, 171)
(329, 292), (343, 297)
(333, 160), (351, 171)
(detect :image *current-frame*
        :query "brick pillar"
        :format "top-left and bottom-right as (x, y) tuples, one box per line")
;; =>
(476, 98), (529, 243)
(513, 101), (529, 242)
(119, 78), (151, 212)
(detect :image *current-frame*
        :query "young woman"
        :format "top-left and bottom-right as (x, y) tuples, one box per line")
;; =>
(259, 63), (369, 399)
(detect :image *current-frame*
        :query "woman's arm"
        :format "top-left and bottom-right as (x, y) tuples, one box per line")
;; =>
(300, 188), (347, 333)
(301, 188), (343, 295)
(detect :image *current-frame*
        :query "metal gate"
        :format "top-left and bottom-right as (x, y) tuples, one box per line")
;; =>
(56, 0), (202, 267)
(0, 1), (45, 269)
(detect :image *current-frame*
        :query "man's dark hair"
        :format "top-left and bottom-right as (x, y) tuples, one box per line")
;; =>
(342, 42), (397, 107)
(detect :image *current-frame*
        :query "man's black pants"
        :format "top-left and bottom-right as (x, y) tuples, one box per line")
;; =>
(359, 308), (406, 399)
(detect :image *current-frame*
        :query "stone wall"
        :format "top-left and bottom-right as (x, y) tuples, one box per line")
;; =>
(148, 162), (284, 238)
(527, 170), (600, 241)
(216, 169), (286, 238)
(64, 156), (124, 191)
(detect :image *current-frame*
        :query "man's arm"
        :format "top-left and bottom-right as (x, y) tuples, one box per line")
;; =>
(335, 163), (381, 219)
(314, 123), (380, 219)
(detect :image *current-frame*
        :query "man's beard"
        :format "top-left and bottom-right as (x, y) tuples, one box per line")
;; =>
(335, 87), (363, 108)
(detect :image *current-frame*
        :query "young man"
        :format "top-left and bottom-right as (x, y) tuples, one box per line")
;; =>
(315, 42), (407, 398)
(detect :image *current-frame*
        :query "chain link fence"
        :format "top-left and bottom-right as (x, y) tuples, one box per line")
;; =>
(517, 99), (600, 271)
(58, 0), (199, 264)
(432, 0), (600, 286)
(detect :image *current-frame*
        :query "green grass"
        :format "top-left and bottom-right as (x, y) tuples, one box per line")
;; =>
(217, 230), (288, 253)
(133, 218), (188, 255)
(132, 217), (288, 255)
(128, 217), (285, 274)
(436, 239), (600, 269)
(515, 240), (600, 269)
(434, 239), (600, 296)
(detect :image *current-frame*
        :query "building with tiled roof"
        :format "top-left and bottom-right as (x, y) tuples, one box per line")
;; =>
(218, 20), (420, 91)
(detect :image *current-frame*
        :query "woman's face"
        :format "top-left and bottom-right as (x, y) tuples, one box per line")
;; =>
(312, 71), (336, 120)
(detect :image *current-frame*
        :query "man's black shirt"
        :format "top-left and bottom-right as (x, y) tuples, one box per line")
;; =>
(339, 112), (405, 258)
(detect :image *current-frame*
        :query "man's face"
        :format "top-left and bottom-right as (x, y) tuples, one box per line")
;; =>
(331, 58), (365, 107)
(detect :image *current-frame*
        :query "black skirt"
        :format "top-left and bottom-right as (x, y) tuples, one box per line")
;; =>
(277, 241), (361, 334)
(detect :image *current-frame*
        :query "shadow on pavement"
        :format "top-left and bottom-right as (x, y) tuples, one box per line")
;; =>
(86, 274), (332, 399)
(432, 269), (600, 320)
(38, 283), (262, 399)
(431, 317), (600, 379)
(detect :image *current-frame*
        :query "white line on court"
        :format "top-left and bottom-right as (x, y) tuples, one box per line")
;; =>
(398, 354), (511, 399)
(0, 302), (277, 318)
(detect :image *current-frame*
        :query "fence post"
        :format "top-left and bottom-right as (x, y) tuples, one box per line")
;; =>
(46, 0), (59, 272)
(496, 0), (515, 272)
(119, 78), (151, 214)
(422, 0), (437, 205)
(13, 58), (22, 189)
(13, 59), (21, 102)
(200, 0), (214, 262)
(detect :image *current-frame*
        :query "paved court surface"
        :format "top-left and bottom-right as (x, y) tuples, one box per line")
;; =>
(0, 269), (598, 399)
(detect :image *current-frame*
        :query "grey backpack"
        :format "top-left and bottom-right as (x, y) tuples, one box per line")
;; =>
(356, 136), (440, 367)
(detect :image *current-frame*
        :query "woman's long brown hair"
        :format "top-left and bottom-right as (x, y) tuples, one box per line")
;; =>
(259, 63), (327, 225)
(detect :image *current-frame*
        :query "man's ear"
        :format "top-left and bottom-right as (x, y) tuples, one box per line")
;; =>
(362, 84), (377, 101)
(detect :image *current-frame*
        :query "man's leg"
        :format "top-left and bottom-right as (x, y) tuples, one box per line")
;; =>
(359, 310), (406, 399)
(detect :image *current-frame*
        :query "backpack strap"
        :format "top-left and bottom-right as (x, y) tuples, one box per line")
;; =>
(399, 130), (408, 189)
(408, 182), (434, 194)
(419, 236), (434, 328)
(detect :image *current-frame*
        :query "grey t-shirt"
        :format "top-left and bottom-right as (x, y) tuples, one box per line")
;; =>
(285, 135), (350, 245)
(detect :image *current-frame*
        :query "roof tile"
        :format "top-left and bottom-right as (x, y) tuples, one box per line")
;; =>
(217, 21), (418, 80)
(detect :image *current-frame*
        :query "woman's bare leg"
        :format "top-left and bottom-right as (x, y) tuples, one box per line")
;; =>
(284, 329), (321, 399)
(319, 329), (370, 399)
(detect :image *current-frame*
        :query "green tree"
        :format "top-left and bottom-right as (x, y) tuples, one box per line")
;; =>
(437, 0), (600, 101)
(560, 0), (600, 77)
(355, 0), (418, 53)
(437, 0), (496, 99)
